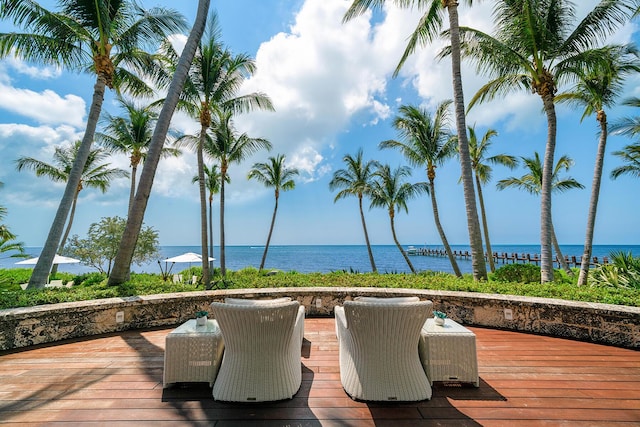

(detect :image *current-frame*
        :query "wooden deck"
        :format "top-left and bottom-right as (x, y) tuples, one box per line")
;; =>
(1, 318), (639, 426)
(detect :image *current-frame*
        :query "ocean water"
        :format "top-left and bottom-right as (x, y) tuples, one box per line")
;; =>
(1, 244), (638, 276)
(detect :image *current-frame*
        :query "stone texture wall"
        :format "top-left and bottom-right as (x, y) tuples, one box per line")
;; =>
(1, 287), (638, 351)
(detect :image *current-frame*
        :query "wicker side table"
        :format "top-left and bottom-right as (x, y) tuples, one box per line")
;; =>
(419, 318), (479, 387)
(163, 319), (225, 388)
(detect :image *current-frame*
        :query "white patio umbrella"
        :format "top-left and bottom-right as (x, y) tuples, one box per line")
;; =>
(163, 252), (214, 263)
(16, 254), (81, 285)
(16, 254), (81, 265)
(158, 252), (215, 281)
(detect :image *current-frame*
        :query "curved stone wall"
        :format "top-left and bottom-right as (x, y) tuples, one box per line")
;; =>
(1, 287), (638, 351)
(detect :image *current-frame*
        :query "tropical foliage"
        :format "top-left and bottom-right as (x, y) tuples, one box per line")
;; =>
(108, 0), (211, 286)
(380, 101), (462, 277)
(369, 164), (427, 274)
(466, 126), (518, 273)
(248, 155), (299, 270)
(15, 141), (129, 256)
(329, 149), (379, 273)
(97, 97), (181, 212)
(456, 0), (637, 282)
(0, 0), (187, 287)
(66, 216), (159, 276)
(589, 251), (640, 289)
(344, 0), (487, 281)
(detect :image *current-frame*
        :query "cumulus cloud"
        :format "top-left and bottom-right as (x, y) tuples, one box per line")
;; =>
(0, 83), (86, 127)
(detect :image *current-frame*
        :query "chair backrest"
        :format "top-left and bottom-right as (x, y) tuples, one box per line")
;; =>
(342, 299), (432, 349)
(210, 300), (300, 352)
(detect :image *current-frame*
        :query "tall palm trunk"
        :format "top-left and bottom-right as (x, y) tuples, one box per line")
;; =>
(540, 92), (557, 283)
(128, 163), (138, 214)
(108, 0), (210, 286)
(28, 77), (107, 288)
(390, 210), (416, 273)
(259, 192), (279, 270)
(578, 112), (607, 286)
(550, 220), (571, 274)
(208, 192), (214, 275)
(445, 0), (486, 281)
(474, 174), (495, 272)
(51, 190), (80, 276)
(219, 162), (227, 277)
(197, 128), (210, 285)
(429, 179), (461, 277)
(359, 194), (377, 273)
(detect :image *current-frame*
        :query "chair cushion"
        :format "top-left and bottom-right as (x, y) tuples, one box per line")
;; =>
(225, 297), (292, 305)
(354, 296), (420, 304)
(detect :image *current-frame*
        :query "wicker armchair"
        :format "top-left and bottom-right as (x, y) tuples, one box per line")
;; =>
(210, 299), (304, 402)
(335, 297), (433, 401)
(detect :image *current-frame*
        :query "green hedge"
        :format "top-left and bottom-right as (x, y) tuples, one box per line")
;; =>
(1, 267), (638, 310)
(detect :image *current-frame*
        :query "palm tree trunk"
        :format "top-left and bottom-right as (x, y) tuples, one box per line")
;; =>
(128, 164), (137, 215)
(578, 115), (607, 286)
(197, 129), (210, 285)
(445, 1), (486, 281)
(208, 193), (214, 275)
(260, 194), (279, 270)
(390, 211), (416, 274)
(219, 162), (227, 277)
(550, 220), (572, 275)
(359, 194), (377, 273)
(51, 191), (80, 276)
(429, 180), (462, 277)
(28, 77), (107, 288)
(475, 174), (495, 272)
(108, 0), (210, 286)
(540, 93), (557, 283)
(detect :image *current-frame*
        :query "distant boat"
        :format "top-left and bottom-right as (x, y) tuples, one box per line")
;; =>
(407, 246), (418, 255)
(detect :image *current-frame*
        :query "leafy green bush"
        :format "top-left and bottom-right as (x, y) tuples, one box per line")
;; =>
(492, 263), (541, 284)
(590, 251), (640, 289)
(1, 267), (638, 310)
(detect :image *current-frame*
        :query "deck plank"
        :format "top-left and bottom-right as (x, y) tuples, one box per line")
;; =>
(1, 318), (639, 426)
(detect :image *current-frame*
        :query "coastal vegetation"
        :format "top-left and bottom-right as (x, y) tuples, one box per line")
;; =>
(1, 260), (639, 310)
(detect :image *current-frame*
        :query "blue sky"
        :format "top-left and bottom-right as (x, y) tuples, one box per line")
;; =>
(0, 0), (639, 248)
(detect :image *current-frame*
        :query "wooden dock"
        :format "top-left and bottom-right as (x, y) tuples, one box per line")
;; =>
(408, 247), (608, 267)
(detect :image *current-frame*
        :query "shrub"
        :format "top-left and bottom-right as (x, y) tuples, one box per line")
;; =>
(493, 263), (541, 284)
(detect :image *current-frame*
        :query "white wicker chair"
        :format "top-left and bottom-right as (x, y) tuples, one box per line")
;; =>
(335, 298), (433, 401)
(210, 299), (304, 402)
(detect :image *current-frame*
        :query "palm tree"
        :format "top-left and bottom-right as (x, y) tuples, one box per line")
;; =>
(329, 149), (379, 273)
(97, 97), (181, 213)
(0, 181), (14, 241)
(455, 0), (637, 282)
(344, 0), (488, 281)
(610, 96), (640, 180)
(206, 110), (272, 277)
(380, 101), (462, 277)
(171, 11), (273, 285)
(248, 155), (299, 271)
(369, 163), (427, 274)
(193, 163), (229, 277)
(611, 143), (640, 179)
(497, 153), (584, 274)
(109, 0), (210, 286)
(0, 0), (188, 287)
(556, 45), (640, 286)
(466, 125), (518, 272)
(15, 141), (129, 258)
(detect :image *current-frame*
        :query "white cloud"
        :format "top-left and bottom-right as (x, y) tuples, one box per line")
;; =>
(1, 56), (62, 80)
(0, 83), (86, 126)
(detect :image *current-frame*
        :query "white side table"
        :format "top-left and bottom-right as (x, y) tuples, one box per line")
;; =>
(419, 318), (479, 387)
(163, 319), (225, 388)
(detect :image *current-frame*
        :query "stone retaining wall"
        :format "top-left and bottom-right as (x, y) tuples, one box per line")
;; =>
(1, 287), (638, 351)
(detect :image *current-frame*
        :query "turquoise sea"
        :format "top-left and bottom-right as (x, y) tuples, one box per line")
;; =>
(2, 244), (638, 276)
